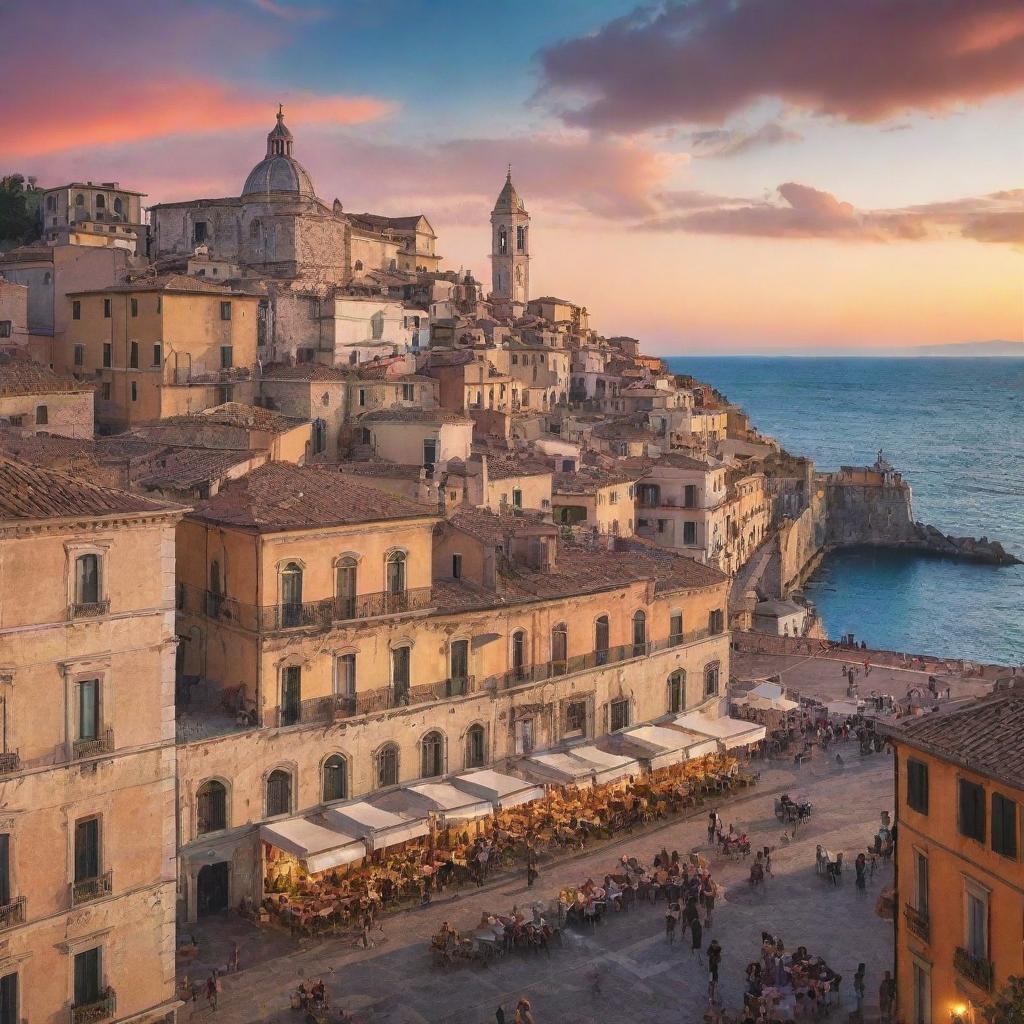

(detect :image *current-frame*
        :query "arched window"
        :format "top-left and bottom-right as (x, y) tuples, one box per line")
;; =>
(336, 556), (358, 619)
(74, 193), (84, 207)
(196, 780), (227, 834)
(266, 769), (292, 817)
(551, 623), (568, 675)
(594, 615), (610, 665)
(280, 665), (301, 726)
(465, 724), (485, 769)
(386, 550), (407, 597)
(113, 197), (123, 215)
(391, 645), (411, 704)
(95, 194), (105, 209)
(632, 610), (647, 656)
(511, 629), (527, 681)
(75, 553), (100, 606)
(354, 260), (363, 272)
(668, 670), (686, 714)
(703, 662), (720, 698)
(376, 743), (399, 788)
(421, 731), (444, 778)
(498, 227), (508, 255)
(322, 755), (348, 803)
(280, 562), (303, 627)
(249, 218), (262, 241)
(388, 259), (397, 272)
(46, 195), (55, 211)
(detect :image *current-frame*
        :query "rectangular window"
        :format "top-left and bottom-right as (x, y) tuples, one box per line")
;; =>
(102, 342), (111, 368)
(565, 700), (587, 735)
(152, 343), (161, 366)
(392, 646), (411, 698)
(77, 679), (99, 740)
(156, 296), (162, 313)
(907, 759), (929, 814)
(101, 383), (111, 401)
(512, 488), (523, 509)
(423, 437), (437, 467)
(683, 484), (697, 508)
(992, 793), (1018, 858)
(670, 612), (684, 644)
(220, 345), (233, 369)
(966, 888), (988, 958)
(915, 850), (929, 915)
(912, 962), (930, 1024)
(709, 609), (724, 634)
(337, 653), (356, 699)
(75, 553), (99, 605)
(73, 946), (102, 1006)
(452, 553), (462, 579)
(657, 519), (667, 533)
(358, 389), (366, 407)
(402, 383), (414, 401)
(74, 817), (100, 883)
(0, 835), (10, 907)
(72, 301), (81, 320)
(130, 297), (138, 318)
(130, 381), (137, 402)
(102, 299), (111, 319)
(0, 322), (12, 340)
(35, 405), (48, 425)
(193, 221), (207, 244)
(683, 521), (698, 545)
(129, 341), (139, 368)
(220, 301), (232, 321)
(450, 639), (469, 682)
(609, 699), (630, 732)
(959, 779), (986, 842)
(0, 971), (13, 1024)
(281, 665), (301, 726)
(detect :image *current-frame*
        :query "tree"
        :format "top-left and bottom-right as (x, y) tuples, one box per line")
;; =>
(982, 977), (1024, 1024)
(0, 175), (40, 245)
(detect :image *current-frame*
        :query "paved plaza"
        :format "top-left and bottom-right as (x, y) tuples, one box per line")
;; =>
(179, 663), (909, 1024)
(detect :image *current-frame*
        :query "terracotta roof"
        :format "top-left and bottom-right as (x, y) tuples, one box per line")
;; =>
(133, 448), (261, 490)
(552, 468), (638, 494)
(448, 506), (552, 546)
(0, 455), (178, 522)
(349, 213), (427, 232)
(0, 359), (93, 397)
(192, 403), (305, 432)
(649, 453), (714, 471)
(887, 694), (1024, 789)
(189, 462), (437, 531)
(67, 273), (262, 298)
(485, 452), (552, 481)
(333, 461), (425, 480)
(260, 363), (352, 382)
(359, 407), (471, 425)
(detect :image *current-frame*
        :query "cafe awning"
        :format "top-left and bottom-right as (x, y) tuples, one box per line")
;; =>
(324, 801), (430, 853)
(616, 725), (702, 770)
(405, 782), (493, 823)
(674, 711), (767, 749)
(260, 817), (366, 874)
(452, 769), (545, 810)
(566, 744), (639, 784)
(523, 751), (597, 785)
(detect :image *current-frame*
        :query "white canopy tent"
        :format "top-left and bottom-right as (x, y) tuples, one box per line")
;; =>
(523, 751), (597, 786)
(737, 682), (799, 713)
(260, 817), (366, 874)
(324, 801), (430, 853)
(826, 699), (864, 718)
(451, 769), (545, 810)
(567, 745), (640, 784)
(673, 712), (766, 749)
(617, 725), (713, 771)
(405, 782), (493, 824)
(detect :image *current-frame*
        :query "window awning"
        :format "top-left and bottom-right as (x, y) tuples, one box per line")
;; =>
(673, 712), (767, 749)
(523, 751), (596, 785)
(405, 782), (493, 823)
(324, 801), (430, 852)
(566, 744), (640, 784)
(260, 817), (366, 874)
(452, 769), (545, 810)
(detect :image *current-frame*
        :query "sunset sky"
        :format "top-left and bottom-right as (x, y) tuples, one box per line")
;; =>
(6, 0), (1024, 353)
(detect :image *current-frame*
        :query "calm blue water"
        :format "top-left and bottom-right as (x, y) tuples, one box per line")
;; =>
(664, 357), (1024, 665)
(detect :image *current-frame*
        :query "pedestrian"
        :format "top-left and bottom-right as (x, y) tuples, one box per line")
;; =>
(701, 876), (716, 927)
(690, 914), (704, 964)
(707, 938), (723, 1003)
(879, 971), (895, 1023)
(361, 914), (376, 949)
(205, 973), (218, 1012)
(496, 1007), (506, 1024)
(514, 997), (534, 1024)
(855, 852), (867, 892)
(853, 963), (866, 1011)
(527, 862), (538, 887)
(707, 809), (717, 845)
(665, 901), (679, 944)
(228, 942), (240, 973)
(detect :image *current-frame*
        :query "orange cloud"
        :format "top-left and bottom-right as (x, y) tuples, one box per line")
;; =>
(6, 80), (392, 159)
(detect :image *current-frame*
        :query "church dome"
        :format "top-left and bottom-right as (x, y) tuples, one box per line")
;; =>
(241, 106), (318, 199)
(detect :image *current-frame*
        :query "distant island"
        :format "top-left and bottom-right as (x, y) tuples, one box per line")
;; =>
(897, 340), (1024, 357)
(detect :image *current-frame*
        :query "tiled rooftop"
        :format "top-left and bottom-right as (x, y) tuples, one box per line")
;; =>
(0, 455), (178, 521)
(189, 462), (438, 531)
(259, 363), (352, 383)
(359, 407), (472, 425)
(552, 467), (638, 494)
(890, 693), (1024, 788)
(133, 448), (261, 491)
(67, 273), (262, 297)
(0, 359), (93, 397)
(159, 403), (306, 434)
(484, 452), (553, 481)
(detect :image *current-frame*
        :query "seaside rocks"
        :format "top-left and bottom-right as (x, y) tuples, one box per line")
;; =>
(910, 522), (1021, 566)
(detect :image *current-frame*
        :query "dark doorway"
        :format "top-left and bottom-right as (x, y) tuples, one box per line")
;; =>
(197, 861), (229, 916)
(0, 973), (16, 1024)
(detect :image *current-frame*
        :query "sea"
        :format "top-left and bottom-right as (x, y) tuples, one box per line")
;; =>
(662, 357), (1024, 667)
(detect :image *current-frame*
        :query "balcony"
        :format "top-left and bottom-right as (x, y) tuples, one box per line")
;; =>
(903, 903), (929, 942)
(73, 729), (114, 759)
(0, 896), (26, 931)
(0, 751), (19, 774)
(259, 587), (434, 631)
(954, 947), (994, 991)
(70, 870), (113, 907)
(69, 599), (110, 621)
(71, 989), (116, 1024)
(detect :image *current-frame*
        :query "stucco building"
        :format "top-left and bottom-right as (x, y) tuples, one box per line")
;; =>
(0, 357), (95, 438)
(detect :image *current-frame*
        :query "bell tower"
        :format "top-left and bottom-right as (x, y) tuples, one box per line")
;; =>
(490, 167), (529, 316)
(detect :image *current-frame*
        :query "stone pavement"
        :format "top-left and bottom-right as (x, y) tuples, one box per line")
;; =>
(180, 745), (897, 1024)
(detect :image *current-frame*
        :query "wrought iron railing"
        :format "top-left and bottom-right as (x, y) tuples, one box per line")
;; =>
(69, 599), (110, 620)
(70, 870), (113, 907)
(0, 751), (19, 774)
(903, 903), (929, 942)
(73, 729), (114, 759)
(70, 988), (116, 1024)
(954, 947), (993, 991)
(0, 896), (26, 930)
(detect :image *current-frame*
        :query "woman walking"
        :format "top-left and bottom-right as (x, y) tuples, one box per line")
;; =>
(665, 902), (680, 944)
(690, 914), (704, 965)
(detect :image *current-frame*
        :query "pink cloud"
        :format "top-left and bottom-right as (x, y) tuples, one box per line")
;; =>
(540, 0), (1024, 131)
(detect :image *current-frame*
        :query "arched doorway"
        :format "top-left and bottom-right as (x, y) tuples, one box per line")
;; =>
(196, 861), (229, 916)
